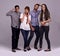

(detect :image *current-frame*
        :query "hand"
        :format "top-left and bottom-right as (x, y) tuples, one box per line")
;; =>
(44, 21), (46, 24)
(41, 21), (45, 26)
(11, 8), (15, 11)
(31, 26), (35, 31)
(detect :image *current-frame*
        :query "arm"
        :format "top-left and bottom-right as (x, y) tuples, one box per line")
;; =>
(40, 21), (45, 26)
(20, 13), (24, 22)
(40, 18), (51, 26)
(44, 12), (51, 23)
(29, 15), (35, 31)
(29, 23), (35, 31)
(6, 9), (14, 16)
(44, 18), (51, 23)
(20, 18), (24, 22)
(41, 12), (51, 25)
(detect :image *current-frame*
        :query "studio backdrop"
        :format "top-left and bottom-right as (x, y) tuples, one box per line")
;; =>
(0, 0), (60, 49)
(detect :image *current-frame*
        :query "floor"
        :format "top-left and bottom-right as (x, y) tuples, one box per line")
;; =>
(0, 46), (60, 56)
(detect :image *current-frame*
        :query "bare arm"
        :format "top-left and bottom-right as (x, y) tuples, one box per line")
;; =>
(44, 18), (51, 23)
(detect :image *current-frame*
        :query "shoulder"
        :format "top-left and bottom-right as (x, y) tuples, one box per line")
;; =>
(29, 14), (31, 17)
(38, 10), (41, 12)
(19, 12), (21, 14)
(30, 10), (34, 13)
(20, 13), (23, 15)
(20, 13), (24, 18)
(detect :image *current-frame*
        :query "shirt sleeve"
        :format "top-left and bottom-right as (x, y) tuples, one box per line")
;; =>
(38, 10), (41, 14)
(48, 12), (51, 19)
(6, 10), (13, 16)
(20, 13), (23, 19)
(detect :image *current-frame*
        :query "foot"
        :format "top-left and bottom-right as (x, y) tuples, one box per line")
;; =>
(16, 48), (21, 50)
(27, 47), (31, 51)
(44, 49), (51, 52)
(34, 46), (37, 49)
(12, 49), (16, 52)
(24, 49), (27, 52)
(38, 48), (42, 51)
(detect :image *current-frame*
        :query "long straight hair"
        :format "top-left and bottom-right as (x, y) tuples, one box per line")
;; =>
(40, 4), (50, 21)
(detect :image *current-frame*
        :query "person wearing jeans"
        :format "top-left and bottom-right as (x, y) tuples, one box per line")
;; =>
(27, 4), (40, 50)
(6, 5), (21, 52)
(20, 6), (31, 52)
(38, 4), (51, 52)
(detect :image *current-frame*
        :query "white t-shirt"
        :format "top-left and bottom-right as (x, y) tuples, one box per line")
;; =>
(20, 13), (31, 30)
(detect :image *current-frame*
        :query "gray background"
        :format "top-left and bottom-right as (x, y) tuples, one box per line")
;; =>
(0, 0), (60, 49)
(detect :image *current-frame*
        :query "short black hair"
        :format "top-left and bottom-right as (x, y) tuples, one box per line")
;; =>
(15, 5), (20, 9)
(34, 4), (40, 6)
(25, 6), (30, 12)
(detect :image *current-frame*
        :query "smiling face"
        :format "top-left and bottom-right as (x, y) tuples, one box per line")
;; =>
(24, 6), (30, 14)
(15, 7), (20, 12)
(25, 9), (29, 14)
(15, 5), (20, 12)
(34, 4), (39, 10)
(41, 4), (46, 12)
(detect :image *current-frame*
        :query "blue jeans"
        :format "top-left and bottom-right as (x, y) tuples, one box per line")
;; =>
(21, 29), (29, 49)
(27, 26), (40, 48)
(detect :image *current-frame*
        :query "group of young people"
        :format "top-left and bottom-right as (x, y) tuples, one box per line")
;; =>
(6, 3), (51, 52)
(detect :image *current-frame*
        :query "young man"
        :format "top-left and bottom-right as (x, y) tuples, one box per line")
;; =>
(6, 5), (21, 52)
(27, 4), (41, 50)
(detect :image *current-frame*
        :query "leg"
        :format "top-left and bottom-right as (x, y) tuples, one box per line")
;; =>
(11, 27), (16, 52)
(15, 28), (21, 50)
(39, 26), (44, 49)
(15, 29), (20, 49)
(34, 26), (40, 49)
(27, 30), (34, 47)
(44, 26), (51, 51)
(25, 31), (29, 48)
(21, 29), (29, 49)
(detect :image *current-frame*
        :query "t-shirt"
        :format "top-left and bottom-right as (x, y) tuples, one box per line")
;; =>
(42, 13), (49, 26)
(20, 13), (31, 30)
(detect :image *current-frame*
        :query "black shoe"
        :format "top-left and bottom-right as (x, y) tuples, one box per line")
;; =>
(24, 49), (27, 52)
(16, 48), (21, 50)
(27, 47), (31, 51)
(44, 49), (51, 52)
(38, 48), (42, 51)
(34, 46), (37, 49)
(12, 49), (16, 52)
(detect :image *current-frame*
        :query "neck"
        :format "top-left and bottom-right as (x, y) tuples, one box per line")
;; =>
(24, 12), (28, 15)
(34, 9), (37, 12)
(43, 10), (45, 13)
(15, 11), (18, 13)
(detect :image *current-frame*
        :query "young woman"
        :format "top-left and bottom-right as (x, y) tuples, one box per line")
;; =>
(20, 6), (31, 52)
(38, 4), (51, 51)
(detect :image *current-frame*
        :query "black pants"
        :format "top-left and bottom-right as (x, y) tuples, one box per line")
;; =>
(27, 26), (40, 47)
(11, 27), (20, 49)
(39, 26), (51, 49)
(21, 29), (29, 49)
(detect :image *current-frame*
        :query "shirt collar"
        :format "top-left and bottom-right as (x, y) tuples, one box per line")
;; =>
(33, 9), (38, 13)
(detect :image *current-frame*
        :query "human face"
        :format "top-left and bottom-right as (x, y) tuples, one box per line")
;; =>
(41, 5), (46, 12)
(15, 7), (19, 12)
(34, 5), (39, 10)
(25, 9), (29, 14)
